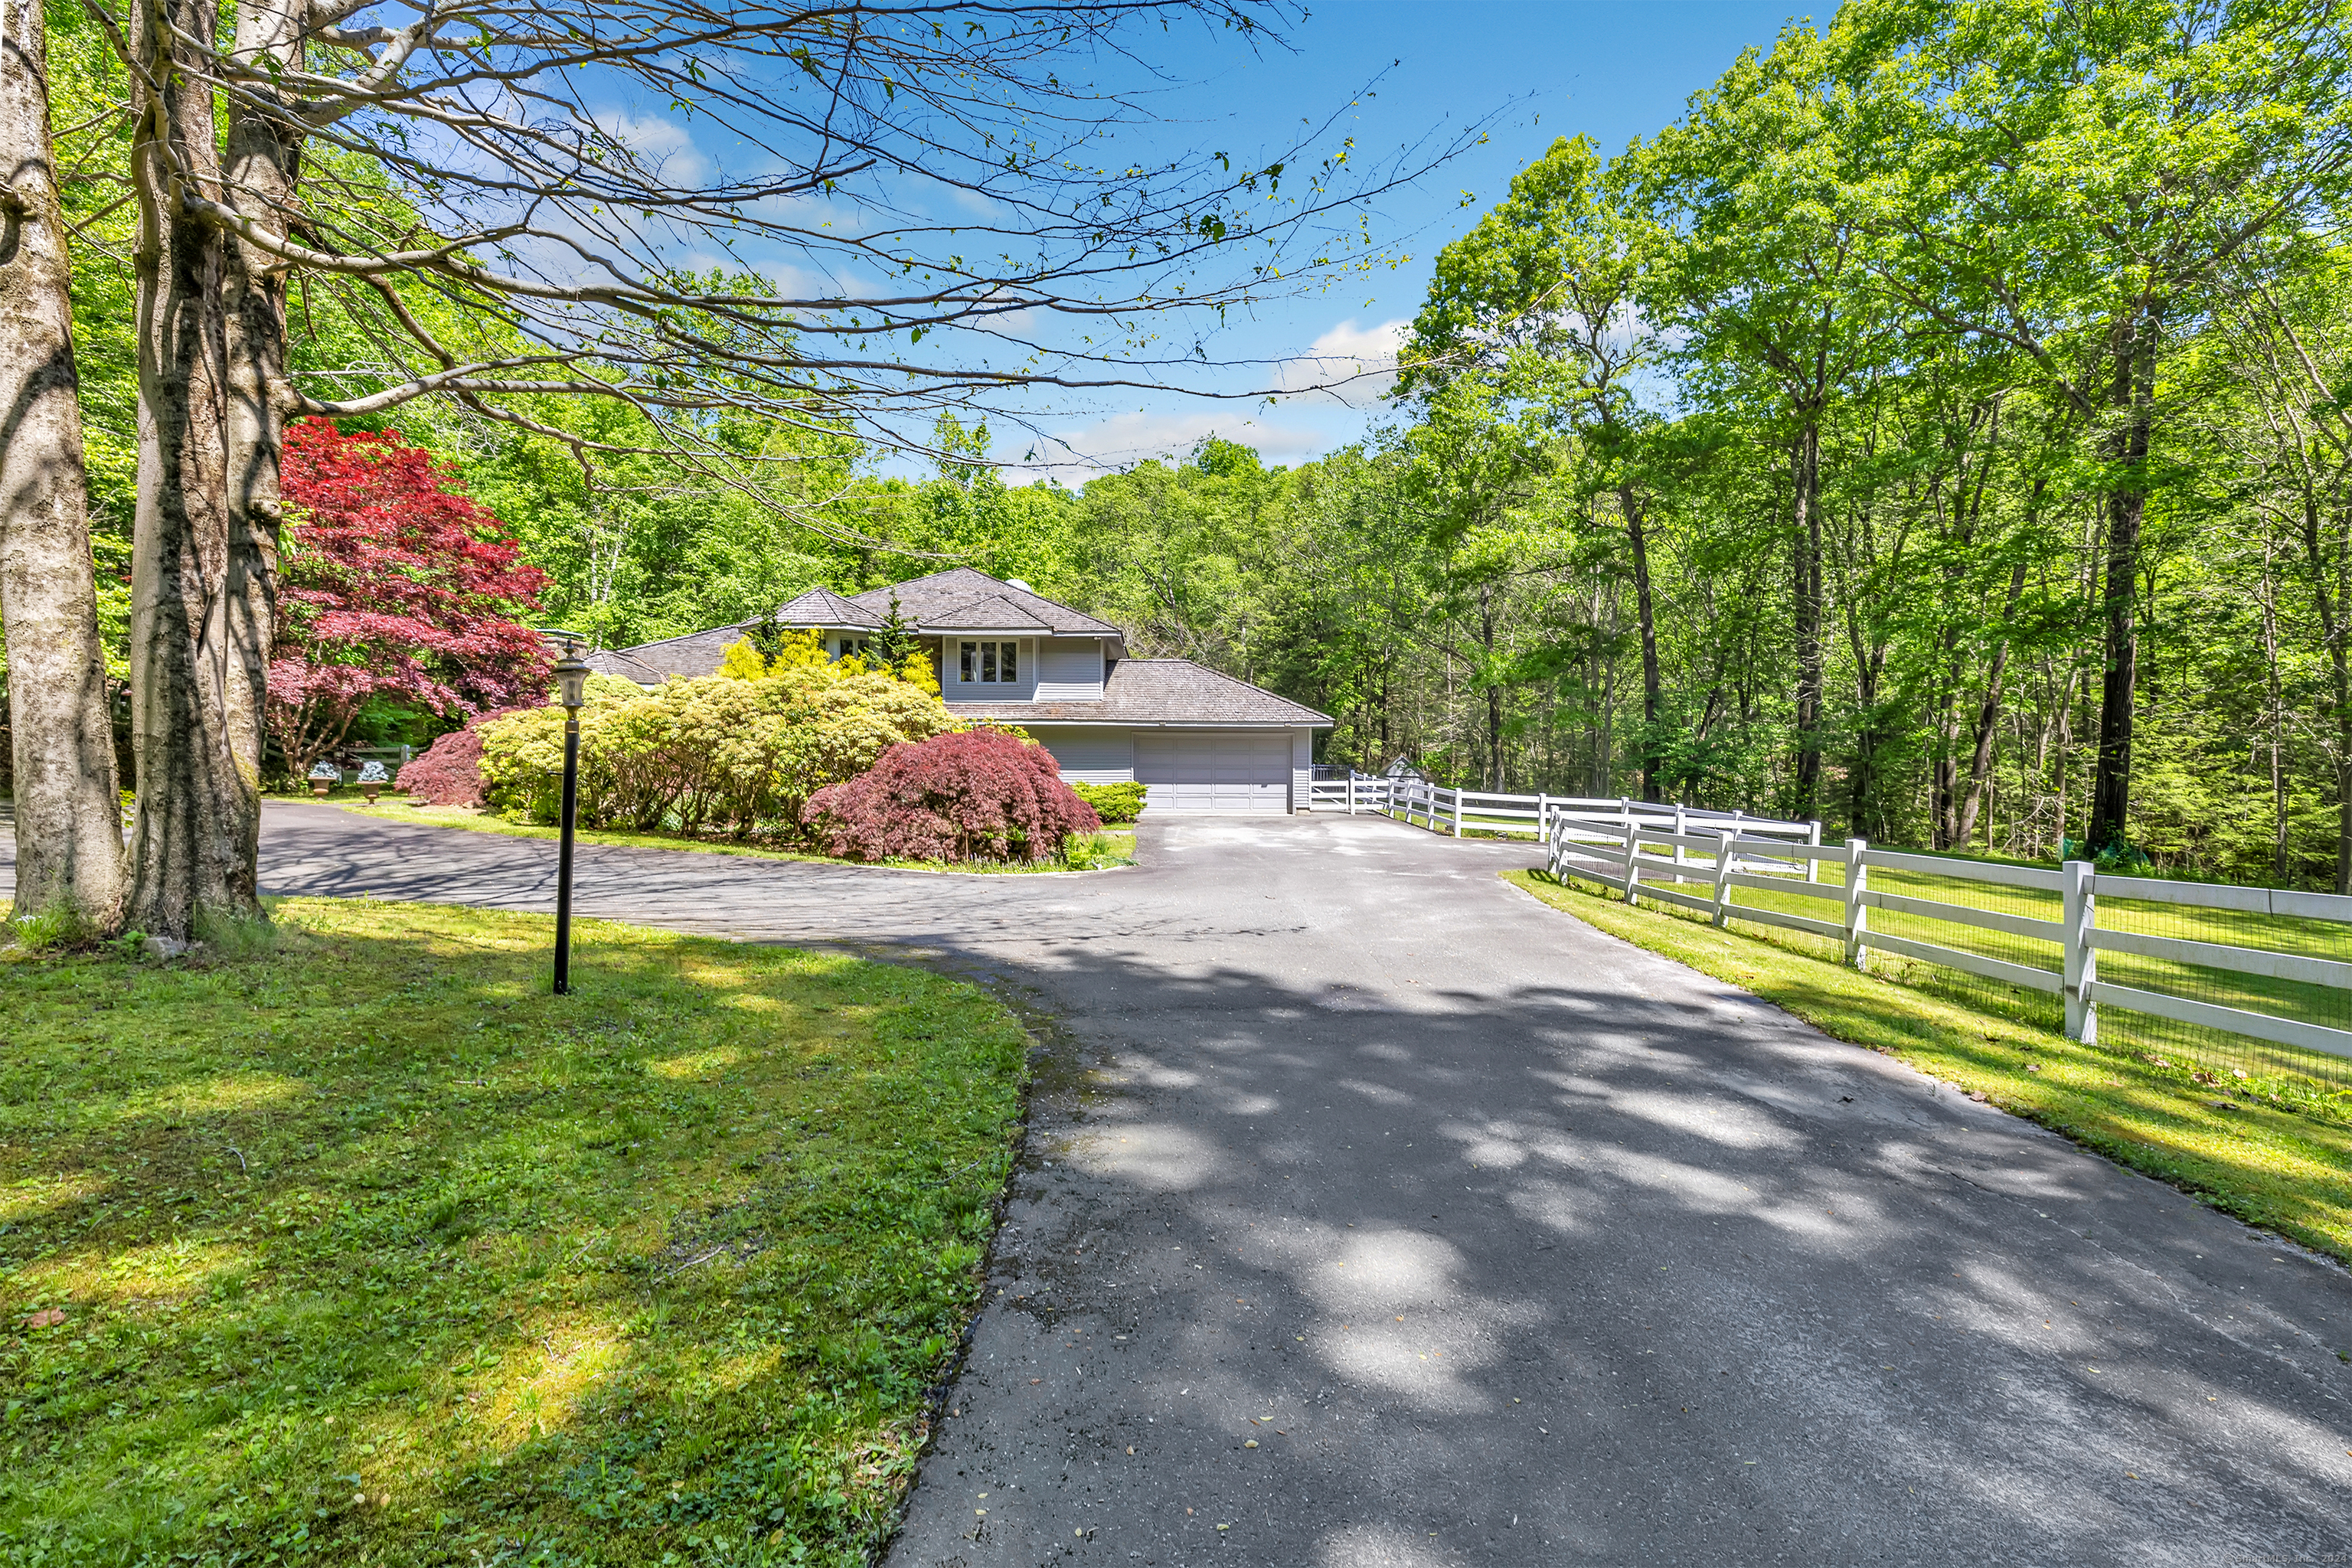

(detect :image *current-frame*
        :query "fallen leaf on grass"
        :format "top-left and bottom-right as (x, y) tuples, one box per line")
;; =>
(24, 1309), (66, 1329)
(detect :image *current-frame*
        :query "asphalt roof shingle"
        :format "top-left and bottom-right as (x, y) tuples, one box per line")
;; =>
(774, 586), (885, 629)
(846, 567), (1119, 637)
(947, 658), (1331, 726)
(583, 647), (667, 684)
(923, 594), (1057, 632)
(603, 623), (754, 680)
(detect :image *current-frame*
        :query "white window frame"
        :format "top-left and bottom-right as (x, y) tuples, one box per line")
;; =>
(958, 639), (1024, 684)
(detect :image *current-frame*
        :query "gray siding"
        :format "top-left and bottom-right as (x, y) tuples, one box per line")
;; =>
(1027, 726), (1134, 784)
(1034, 637), (1107, 702)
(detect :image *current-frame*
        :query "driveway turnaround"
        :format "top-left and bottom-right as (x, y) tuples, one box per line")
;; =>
(29, 805), (2352, 1565)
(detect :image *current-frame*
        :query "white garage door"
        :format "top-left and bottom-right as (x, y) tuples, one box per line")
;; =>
(1135, 730), (1292, 811)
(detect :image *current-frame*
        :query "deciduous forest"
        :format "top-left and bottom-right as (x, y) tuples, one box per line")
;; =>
(9, 0), (2352, 930)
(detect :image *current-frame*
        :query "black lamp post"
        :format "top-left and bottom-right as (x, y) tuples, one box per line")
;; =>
(543, 631), (590, 995)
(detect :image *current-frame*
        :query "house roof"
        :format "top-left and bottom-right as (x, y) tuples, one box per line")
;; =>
(583, 647), (666, 684)
(601, 622), (754, 681)
(948, 658), (1331, 727)
(923, 594), (1057, 632)
(774, 586), (884, 630)
(848, 567), (1120, 637)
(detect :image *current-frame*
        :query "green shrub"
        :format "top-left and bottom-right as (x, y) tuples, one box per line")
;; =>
(477, 668), (956, 838)
(1070, 779), (1146, 823)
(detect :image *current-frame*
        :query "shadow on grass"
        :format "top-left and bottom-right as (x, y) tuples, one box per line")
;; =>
(0, 900), (1027, 1566)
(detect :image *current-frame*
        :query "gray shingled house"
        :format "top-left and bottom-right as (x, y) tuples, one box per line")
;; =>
(584, 568), (1332, 812)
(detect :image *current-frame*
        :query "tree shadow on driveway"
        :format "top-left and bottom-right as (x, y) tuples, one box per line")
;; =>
(244, 803), (2352, 1568)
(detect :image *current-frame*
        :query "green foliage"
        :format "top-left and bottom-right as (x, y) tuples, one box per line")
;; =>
(0, 899), (1024, 1565)
(477, 668), (955, 838)
(1068, 780), (1147, 823)
(32, 0), (2350, 892)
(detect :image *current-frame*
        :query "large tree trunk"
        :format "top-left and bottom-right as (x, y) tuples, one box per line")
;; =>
(1954, 559), (2028, 849)
(1621, 482), (1662, 802)
(218, 0), (305, 803)
(1790, 423), (1824, 821)
(122, 0), (255, 942)
(2298, 495), (2352, 894)
(2087, 304), (2160, 854)
(0, 0), (123, 929)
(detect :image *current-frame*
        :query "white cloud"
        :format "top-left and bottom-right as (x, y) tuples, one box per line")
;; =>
(1272, 317), (1412, 406)
(1018, 408), (1325, 483)
(592, 113), (707, 185)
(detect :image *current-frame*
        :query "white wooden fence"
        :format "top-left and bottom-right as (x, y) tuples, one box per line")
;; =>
(1305, 771), (2352, 1066)
(1305, 773), (1821, 851)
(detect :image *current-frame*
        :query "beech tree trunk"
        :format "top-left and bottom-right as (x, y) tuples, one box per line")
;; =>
(122, 0), (256, 940)
(0, 0), (124, 929)
(218, 0), (305, 800)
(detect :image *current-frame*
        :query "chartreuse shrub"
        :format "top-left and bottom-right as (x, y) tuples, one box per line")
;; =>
(1068, 780), (1146, 823)
(802, 728), (1101, 863)
(718, 630), (939, 695)
(478, 661), (953, 837)
(0, 897), (1027, 1566)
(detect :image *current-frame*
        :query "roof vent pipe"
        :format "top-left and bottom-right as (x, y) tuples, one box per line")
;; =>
(1006, 578), (1034, 594)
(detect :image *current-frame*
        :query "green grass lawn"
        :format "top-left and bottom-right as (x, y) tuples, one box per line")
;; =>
(320, 798), (1137, 874)
(1505, 870), (2352, 1269)
(0, 899), (1029, 1566)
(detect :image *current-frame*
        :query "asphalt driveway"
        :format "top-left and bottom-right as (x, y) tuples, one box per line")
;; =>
(24, 805), (2352, 1564)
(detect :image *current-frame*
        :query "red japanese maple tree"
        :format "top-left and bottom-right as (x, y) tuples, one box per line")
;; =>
(267, 419), (551, 783)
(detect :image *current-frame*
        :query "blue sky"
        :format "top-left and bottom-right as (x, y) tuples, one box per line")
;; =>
(1000, 0), (1812, 480)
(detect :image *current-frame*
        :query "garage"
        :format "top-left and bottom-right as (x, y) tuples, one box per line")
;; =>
(1135, 729), (1293, 812)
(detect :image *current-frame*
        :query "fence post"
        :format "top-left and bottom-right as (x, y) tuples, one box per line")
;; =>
(1806, 820), (1823, 884)
(1711, 828), (1736, 928)
(1537, 792), (1550, 844)
(1622, 818), (1642, 907)
(1347, 772), (1357, 816)
(1844, 838), (1870, 970)
(2063, 860), (2098, 1044)
(1674, 802), (1687, 867)
(1453, 786), (1463, 838)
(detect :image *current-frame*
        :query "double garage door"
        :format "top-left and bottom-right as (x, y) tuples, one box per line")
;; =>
(1135, 730), (1292, 812)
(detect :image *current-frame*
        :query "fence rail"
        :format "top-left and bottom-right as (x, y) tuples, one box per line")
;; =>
(1543, 812), (2352, 1067)
(1305, 771), (2352, 1074)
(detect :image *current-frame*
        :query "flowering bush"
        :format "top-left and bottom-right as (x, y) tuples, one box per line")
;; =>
(267, 420), (550, 783)
(1068, 780), (1146, 824)
(801, 728), (1101, 863)
(477, 668), (954, 835)
(396, 728), (491, 807)
(394, 703), (543, 806)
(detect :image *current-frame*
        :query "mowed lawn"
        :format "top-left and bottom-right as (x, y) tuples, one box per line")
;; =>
(0, 900), (1028, 1566)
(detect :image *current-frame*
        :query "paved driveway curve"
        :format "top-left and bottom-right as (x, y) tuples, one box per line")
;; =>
(30, 805), (2352, 1564)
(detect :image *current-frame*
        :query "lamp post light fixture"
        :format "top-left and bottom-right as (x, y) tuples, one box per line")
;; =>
(541, 630), (591, 995)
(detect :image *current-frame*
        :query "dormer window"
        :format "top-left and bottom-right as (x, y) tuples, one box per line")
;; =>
(959, 640), (1018, 683)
